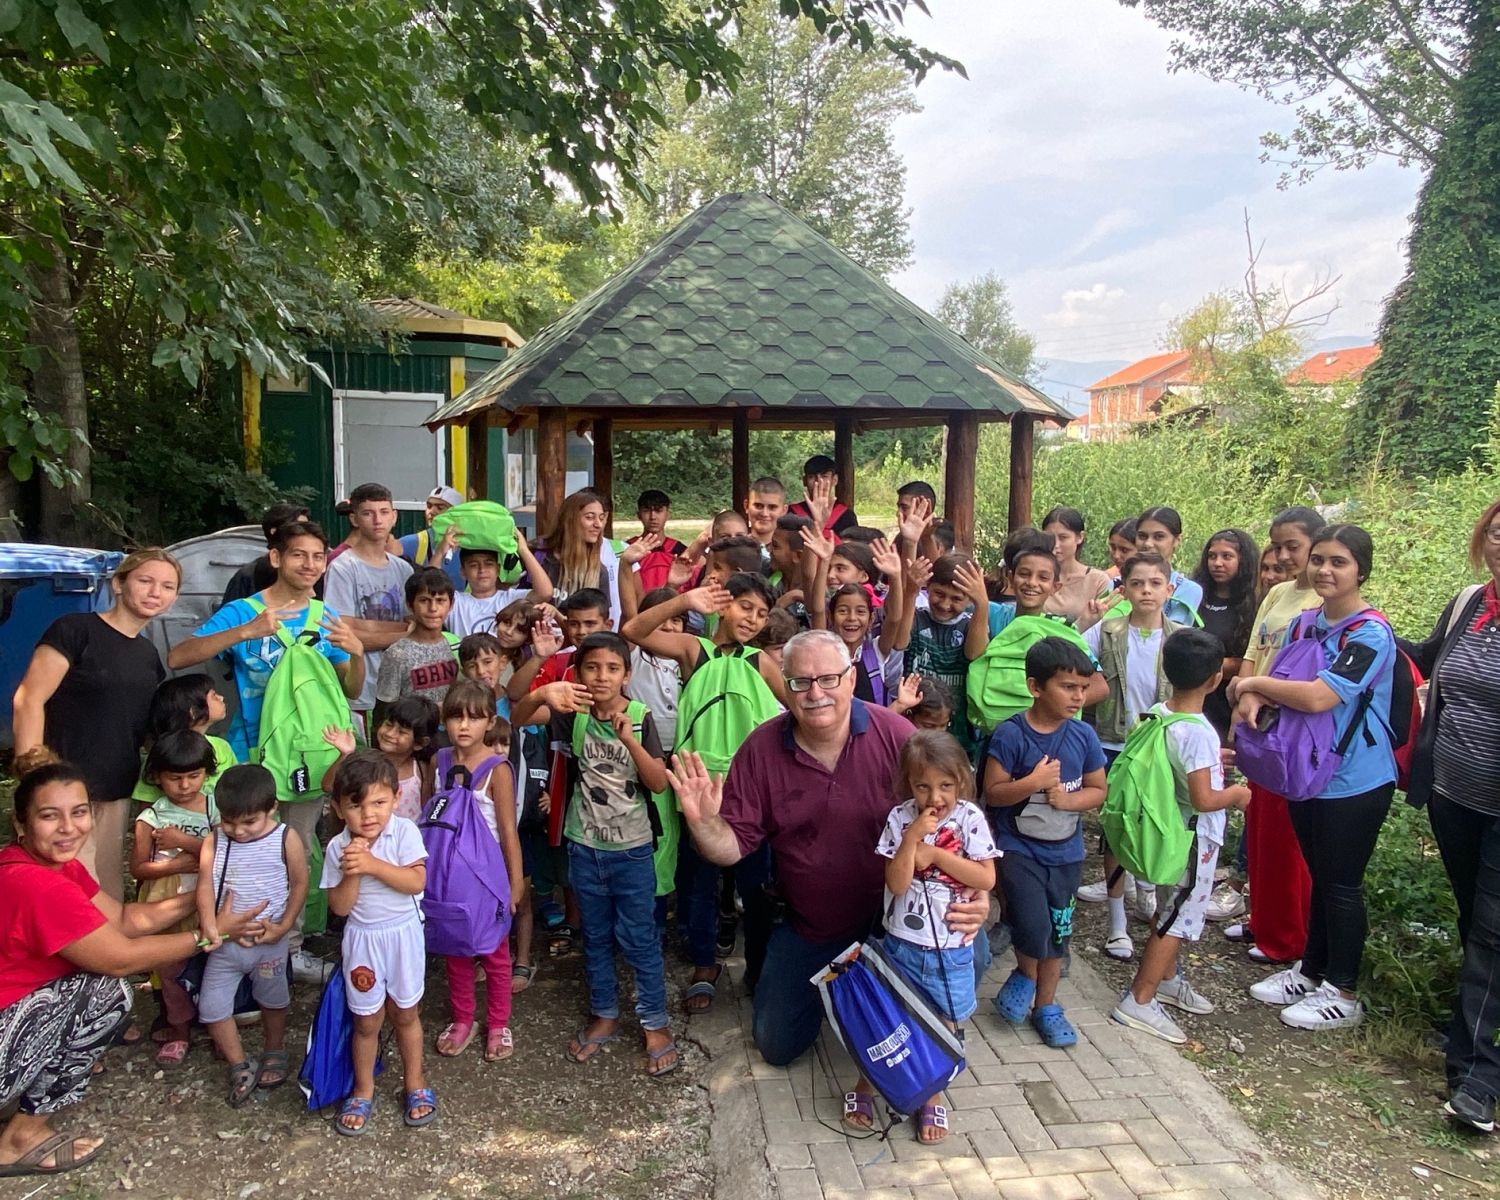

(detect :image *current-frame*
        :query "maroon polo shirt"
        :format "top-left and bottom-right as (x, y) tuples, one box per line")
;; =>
(720, 700), (915, 945)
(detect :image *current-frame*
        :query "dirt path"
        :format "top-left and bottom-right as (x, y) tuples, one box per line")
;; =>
(9, 937), (712, 1200)
(1072, 833), (1500, 1200)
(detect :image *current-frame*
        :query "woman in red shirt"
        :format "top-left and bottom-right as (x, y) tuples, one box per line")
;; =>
(0, 757), (266, 1180)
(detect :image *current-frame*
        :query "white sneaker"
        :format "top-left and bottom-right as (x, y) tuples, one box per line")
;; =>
(1111, 993), (1187, 1044)
(1205, 884), (1247, 922)
(1278, 980), (1365, 1030)
(1157, 973), (1215, 1015)
(1076, 878), (1110, 904)
(1248, 962), (1316, 1007)
(290, 949), (330, 985)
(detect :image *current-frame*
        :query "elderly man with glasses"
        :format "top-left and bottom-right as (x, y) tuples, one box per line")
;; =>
(670, 630), (989, 1106)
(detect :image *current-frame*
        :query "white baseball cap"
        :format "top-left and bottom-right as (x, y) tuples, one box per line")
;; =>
(428, 485), (463, 508)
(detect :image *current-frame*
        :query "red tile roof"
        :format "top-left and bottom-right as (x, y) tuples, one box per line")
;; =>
(1285, 344), (1380, 386)
(1087, 351), (1194, 392)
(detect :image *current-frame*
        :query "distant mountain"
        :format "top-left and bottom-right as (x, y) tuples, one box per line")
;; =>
(1033, 358), (1129, 416)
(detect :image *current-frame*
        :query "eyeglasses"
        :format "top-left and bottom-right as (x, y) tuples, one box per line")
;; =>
(784, 664), (853, 693)
(1485, 526), (1500, 547)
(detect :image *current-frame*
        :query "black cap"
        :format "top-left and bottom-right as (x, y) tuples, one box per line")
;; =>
(803, 454), (837, 477)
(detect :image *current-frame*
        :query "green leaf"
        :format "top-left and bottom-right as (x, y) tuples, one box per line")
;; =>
(52, 0), (110, 62)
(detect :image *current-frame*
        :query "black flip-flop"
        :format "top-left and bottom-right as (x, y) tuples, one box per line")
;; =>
(0, 1132), (106, 1178)
(684, 964), (725, 1013)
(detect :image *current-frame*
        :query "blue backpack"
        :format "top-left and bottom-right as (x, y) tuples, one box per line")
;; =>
(813, 940), (966, 1122)
(1234, 608), (1385, 801)
(418, 749), (512, 957)
(298, 969), (381, 1112)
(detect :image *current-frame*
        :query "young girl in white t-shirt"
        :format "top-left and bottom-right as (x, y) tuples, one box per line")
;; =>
(322, 751), (431, 1137)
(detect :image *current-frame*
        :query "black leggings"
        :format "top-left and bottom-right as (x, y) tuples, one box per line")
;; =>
(1285, 784), (1394, 992)
(1428, 791), (1500, 1100)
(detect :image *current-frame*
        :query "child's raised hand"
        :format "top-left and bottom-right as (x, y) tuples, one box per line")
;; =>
(899, 497), (933, 548)
(666, 556), (696, 590)
(245, 603), (303, 641)
(531, 621), (563, 658)
(869, 537), (902, 579)
(622, 533), (662, 565)
(893, 673), (923, 712)
(436, 522), (463, 559)
(322, 725), (357, 755)
(546, 680), (594, 713)
(799, 525), (835, 562)
(909, 805), (941, 841)
(685, 581), (730, 615)
(1030, 755), (1062, 792)
(906, 556), (933, 591)
(667, 752), (724, 824)
(609, 710), (637, 742)
(955, 559), (990, 607)
(805, 475), (835, 528)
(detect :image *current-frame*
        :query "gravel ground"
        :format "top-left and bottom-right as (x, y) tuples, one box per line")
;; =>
(3, 933), (714, 1200)
(1072, 820), (1500, 1200)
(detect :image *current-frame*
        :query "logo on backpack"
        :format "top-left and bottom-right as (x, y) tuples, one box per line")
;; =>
(418, 749), (512, 958)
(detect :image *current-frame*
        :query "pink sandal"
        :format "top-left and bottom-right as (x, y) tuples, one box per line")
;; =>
(485, 1026), (514, 1062)
(436, 1022), (475, 1057)
(156, 1039), (189, 1067)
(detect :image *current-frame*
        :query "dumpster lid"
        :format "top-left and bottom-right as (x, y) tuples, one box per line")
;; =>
(0, 543), (125, 580)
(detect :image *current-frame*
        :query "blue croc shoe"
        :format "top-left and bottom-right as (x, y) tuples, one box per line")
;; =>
(1032, 1003), (1078, 1048)
(992, 969), (1036, 1025)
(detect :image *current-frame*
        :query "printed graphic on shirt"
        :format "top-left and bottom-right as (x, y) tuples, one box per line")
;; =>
(877, 799), (999, 949)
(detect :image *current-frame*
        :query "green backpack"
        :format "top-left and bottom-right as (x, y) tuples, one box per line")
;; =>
(570, 700), (680, 896)
(431, 501), (521, 580)
(246, 598), (355, 802)
(675, 638), (782, 775)
(966, 616), (1094, 735)
(1098, 710), (1198, 886)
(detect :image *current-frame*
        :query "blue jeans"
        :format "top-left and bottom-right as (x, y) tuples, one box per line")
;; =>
(568, 842), (669, 1031)
(751, 921), (993, 1066)
(675, 835), (722, 969)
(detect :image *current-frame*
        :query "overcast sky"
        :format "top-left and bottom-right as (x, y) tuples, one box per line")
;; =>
(888, 0), (1423, 367)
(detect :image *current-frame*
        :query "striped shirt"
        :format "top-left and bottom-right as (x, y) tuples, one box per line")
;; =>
(211, 824), (290, 923)
(1434, 621), (1500, 813)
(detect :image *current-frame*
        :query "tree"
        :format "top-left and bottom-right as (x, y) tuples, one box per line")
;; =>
(1131, 0), (1468, 184)
(934, 271), (1037, 380)
(1354, 1), (1500, 475)
(0, 0), (957, 541)
(627, 0), (924, 277)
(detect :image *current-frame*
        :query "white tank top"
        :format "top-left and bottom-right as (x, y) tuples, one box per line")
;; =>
(211, 824), (290, 923)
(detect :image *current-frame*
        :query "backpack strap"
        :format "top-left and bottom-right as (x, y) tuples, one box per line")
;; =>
(571, 710), (588, 760)
(443, 630), (462, 659)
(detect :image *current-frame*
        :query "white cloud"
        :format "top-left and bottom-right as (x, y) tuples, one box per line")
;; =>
(889, 0), (1420, 363)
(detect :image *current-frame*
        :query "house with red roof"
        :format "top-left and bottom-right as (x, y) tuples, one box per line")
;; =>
(1284, 344), (1380, 388)
(1084, 350), (1204, 441)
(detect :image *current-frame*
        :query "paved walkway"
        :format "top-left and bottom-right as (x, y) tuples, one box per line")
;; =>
(700, 946), (1321, 1200)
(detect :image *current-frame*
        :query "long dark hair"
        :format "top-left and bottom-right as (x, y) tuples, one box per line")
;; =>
(1192, 529), (1259, 656)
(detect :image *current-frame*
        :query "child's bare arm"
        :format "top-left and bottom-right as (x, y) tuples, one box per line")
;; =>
(195, 834), (220, 943)
(511, 680), (593, 729)
(1049, 767), (1108, 812)
(491, 770), (528, 913)
(365, 857), (427, 896)
(1187, 769), (1251, 814)
(612, 714), (669, 794)
(924, 849), (996, 891)
(260, 828), (309, 944)
(757, 654), (790, 706)
(888, 556), (928, 653)
(505, 646), (551, 701)
(621, 587), (719, 672)
(516, 533), (554, 604)
(983, 754), (1060, 809)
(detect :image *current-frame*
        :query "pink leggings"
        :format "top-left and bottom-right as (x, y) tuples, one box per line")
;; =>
(444, 944), (513, 1029)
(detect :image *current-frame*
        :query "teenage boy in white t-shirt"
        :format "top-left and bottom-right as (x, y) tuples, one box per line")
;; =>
(446, 534), (553, 637)
(1110, 627), (1251, 1044)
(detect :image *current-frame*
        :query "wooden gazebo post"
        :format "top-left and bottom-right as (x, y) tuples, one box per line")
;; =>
(1008, 415), (1035, 531)
(732, 409), (751, 513)
(593, 416), (614, 535)
(943, 413), (979, 551)
(834, 414), (855, 508)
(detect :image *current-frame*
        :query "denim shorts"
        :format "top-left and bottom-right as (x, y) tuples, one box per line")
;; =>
(881, 935), (976, 1023)
(1000, 853), (1080, 961)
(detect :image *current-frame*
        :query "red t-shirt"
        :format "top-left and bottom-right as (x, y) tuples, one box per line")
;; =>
(628, 536), (688, 593)
(0, 844), (107, 1008)
(528, 647), (577, 691)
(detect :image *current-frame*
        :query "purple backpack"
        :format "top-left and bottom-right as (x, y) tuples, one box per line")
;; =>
(418, 749), (512, 957)
(859, 639), (887, 706)
(1234, 608), (1373, 801)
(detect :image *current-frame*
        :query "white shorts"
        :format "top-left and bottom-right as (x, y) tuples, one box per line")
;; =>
(1153, 841), (1221, 943)
(341, 916), (427, 1016)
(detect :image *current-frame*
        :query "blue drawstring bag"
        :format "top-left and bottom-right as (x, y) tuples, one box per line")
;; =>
(298, 968), (382, 1112)
(812, 941), (966, 1121)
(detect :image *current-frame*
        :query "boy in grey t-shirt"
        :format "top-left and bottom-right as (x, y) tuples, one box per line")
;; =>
(375, 568), (460, 714)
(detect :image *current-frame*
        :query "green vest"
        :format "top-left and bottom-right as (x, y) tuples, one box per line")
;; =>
(1092, 614), (1186, 745)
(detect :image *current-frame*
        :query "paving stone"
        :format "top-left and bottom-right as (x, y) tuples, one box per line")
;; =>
(1100, 1143), (1172, 1194)
(750, 1059), (786, 1079)
(1221, 1188), (1276, 1200)
(967, 1128), (1022, 1162)
(763, 1118), (852, 1145)
(1142, 1095), (1198, 1126)
(972, 1062), (1053, 1085)
(1080, 1025), (1136, 1057)
(775, 1168), (824, 1200)
(995, 1174), (1088, 1200)
(1178, 1139), (1243, 1165)
(1160, 1164), (1256, 1191)
(1047, 1123), (1134, 1149)
(796, 1094), (846, 1123)
(912, 1184), (962, 1200)
(1069, 1098), (1151, 1123)
(1020, 1149), (1112, 1177)
(997, 1042), (1071, 1063)
(1076, 1170), (1138, 1200)
(1139, 1191), (1226, 1200)
(767, 1142), (812, 1169)
(1064, 1044), (1119, 1080)
(757, 1078), (803, 1122)
(1122, 1119), (1193, 1167)
(1092, 1076), (1175, 1099)
(1021, 1081), (1076, 1125)
(945, 1083), (1027, 1109)
(996, 1104), (1056, 1152)
(947, 1105), (1003, 1133)
(862, 1160), (953, 1188)
(982, 1156), (1033, 1182)
(1043, 1060), (1102, 1103)
(1109, 1057), (1154, 1078)
(892, 1133), (985, 1161)
(826, 1189), (914, 1200)
(810, 1142), (863, 1192)
(944, 1159), (1004, 1200)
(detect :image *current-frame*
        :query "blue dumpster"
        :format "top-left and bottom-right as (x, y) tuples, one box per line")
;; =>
(0, 544), (124, 737)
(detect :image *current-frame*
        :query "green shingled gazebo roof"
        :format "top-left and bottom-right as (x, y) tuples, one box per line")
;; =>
(428, 192), (1070, 427)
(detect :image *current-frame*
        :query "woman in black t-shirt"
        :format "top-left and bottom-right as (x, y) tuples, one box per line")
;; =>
(12, 548), (182, 900)
(1191, 528), (1259, 739)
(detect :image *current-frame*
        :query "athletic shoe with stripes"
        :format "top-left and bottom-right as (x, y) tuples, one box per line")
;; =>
(1248, 962), (1315, 1007)
(1157, 972), (1215, 1015)
(1278, 980), (1365, 1030)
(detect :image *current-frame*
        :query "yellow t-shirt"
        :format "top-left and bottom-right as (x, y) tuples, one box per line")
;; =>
(1245, 580), (1322, 677)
